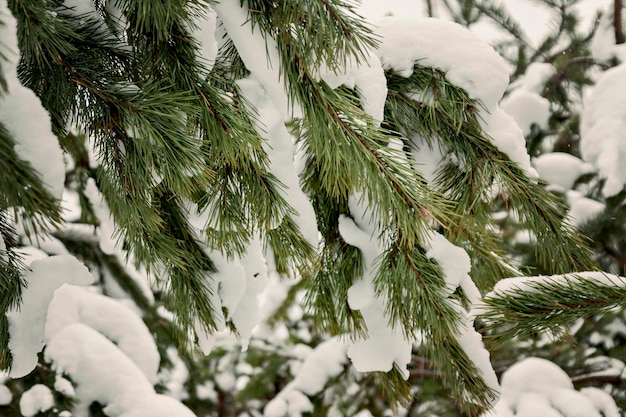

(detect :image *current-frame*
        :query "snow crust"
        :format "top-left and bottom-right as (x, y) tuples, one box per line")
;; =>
(580, 63), (626, 196)
(0, 5), (65, 199)
(486, 357), (620, 417)
(7, 256), (94, 378)
(375, 17), (536, 178)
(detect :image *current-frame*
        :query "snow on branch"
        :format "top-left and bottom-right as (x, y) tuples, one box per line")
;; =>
(479, 272), (626, 340)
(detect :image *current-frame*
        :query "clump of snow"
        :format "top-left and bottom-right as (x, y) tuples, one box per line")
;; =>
(375, 17), (509, 111)
(319, 51), (388, 123)
(501, 90), (550, 136)
(235, 78), (319, 248)
(581, 63), (626, 197)
(7, 255), (94, 378)
(423, 231), (499, 400)
(264, 338), (348, 417)
(590, 6), (626, 62)
(501, 63), (554, 136)
(45, 285), (160, 384)
(482, 109), (538, 178)
(337, 194), (413, 376)
(0, 4), (65, 199)
(212, 0), (289, 115)
(0, 384), (12, 405)
(486, 357), (619, 417)
(532, 153), (594, 190)
(160, 347), (190, 400)
(566, 191), (604, 227)
(19, 384), (54, 417)
(45, 323), (195, 417)
(375, 17), (536, 178)
(54, 375), (75, 397)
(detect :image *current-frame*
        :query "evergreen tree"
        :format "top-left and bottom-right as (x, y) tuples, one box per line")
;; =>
(0, 1), (624, 417)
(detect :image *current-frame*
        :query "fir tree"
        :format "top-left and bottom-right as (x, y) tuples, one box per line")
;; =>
(0, 1), (624, 417)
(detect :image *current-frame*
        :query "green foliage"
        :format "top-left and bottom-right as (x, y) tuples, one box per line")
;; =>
(1, 0), (626, 417)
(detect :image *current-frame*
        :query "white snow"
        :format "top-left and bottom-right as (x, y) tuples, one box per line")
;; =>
(0, 384), (12, 405)
(501, 90), (550, 136)
(319, 51), (388, 123)
(483, 272), (626, 307)
(6, 255), (94, 378)
(487, 357), (619, 417)
(337, 194), (413, 377)
(19, 384), (54, 417)
(590, 5), (626, 62)
(45, 323), (195, 417)
(54, 376), (75, 397)
(375, 17), (508, 112)
(188, 6), (218, 73)
(0, 4), (65, 200)
(45, 285), (160, 384)
(581, 63), (626, 197)
(235, 78), (319, 248)
(375, 17), (537, 178)
(532, 153), (594, 190)
(212, 0), (290, 115)
(264, 338), (348, 417)
(423, 231), (500, 399)
(566, 191), (604, 226)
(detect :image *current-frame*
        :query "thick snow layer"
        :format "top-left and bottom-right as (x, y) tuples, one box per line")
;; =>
(375, 17), (508, 111)
(581, 63), (626, 197)
(19, 384), (54, 417)
(0, 5), (65, 199)
(486, 357), (619, 417)
(45, 323), (195, 417)
(375, 17), (536, 177)
(6, 256), (94, 378)
(483, 109), (537, 178)
(532, 153), (594, 190)
(45, 285), (160, 384)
